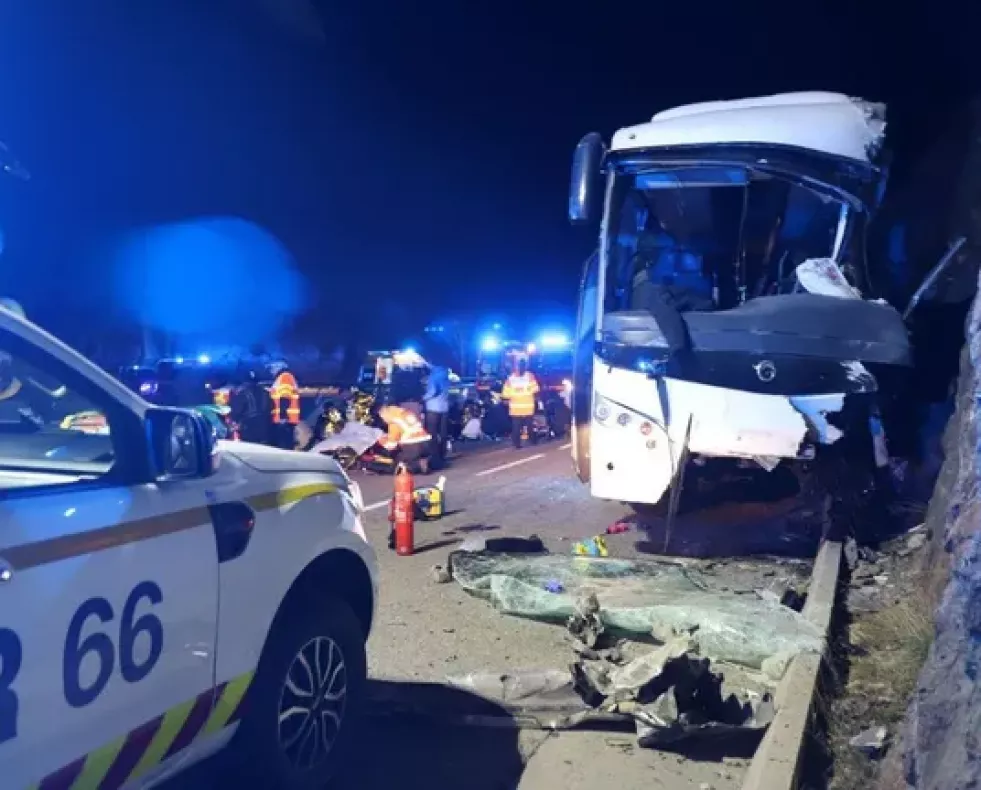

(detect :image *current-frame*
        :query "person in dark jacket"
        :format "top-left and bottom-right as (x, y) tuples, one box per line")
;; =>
(230, 369), (273, 445)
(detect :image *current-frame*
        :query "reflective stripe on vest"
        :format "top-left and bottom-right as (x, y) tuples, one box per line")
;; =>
(504, 373), (538, 416)
(386, 409), (431, 445)
(270, 372), (301, 425)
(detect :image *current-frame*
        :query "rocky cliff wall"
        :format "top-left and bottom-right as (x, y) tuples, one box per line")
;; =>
(897, 283), (981, 789)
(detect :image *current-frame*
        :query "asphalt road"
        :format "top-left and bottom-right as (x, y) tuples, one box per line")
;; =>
(172, 436), (810, 789)
(344, 439), (757, 790)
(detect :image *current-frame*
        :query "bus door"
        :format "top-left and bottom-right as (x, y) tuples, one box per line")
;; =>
(572, 250), (599, 482)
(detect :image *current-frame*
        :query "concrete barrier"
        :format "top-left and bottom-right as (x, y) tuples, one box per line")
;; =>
(741, 540), (842, 790)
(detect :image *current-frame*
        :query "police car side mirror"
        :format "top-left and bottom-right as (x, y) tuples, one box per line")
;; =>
(145, 408), (216, 480)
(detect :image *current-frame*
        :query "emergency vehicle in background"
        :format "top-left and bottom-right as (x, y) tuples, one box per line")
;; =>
(476, 336), (572, 394)
(475, 338), (527, 390)
(356, 348), (428, 389)
(117, 358), (346, 448)
(0, 303), (378, 789)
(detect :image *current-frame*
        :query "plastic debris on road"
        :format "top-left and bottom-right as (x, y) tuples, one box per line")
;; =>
(444, 634), (775, 746)
(572, 535), (609, 557)
(448, 551), (823, 669)
(309, 422), (384, 456)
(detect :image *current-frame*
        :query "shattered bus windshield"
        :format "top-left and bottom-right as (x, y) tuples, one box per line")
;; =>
(603, 166), (849, 314)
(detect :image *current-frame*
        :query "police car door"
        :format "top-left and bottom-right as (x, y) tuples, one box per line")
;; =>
(0, 328), (219, 789)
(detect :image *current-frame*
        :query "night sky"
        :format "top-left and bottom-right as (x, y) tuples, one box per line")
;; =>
(0, 0), (975, 352)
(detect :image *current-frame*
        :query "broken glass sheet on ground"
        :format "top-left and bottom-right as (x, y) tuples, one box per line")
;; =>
(448, 550), (822, 669)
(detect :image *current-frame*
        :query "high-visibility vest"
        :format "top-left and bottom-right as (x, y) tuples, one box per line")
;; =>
(270, 371), (301, 425)
(502, 372), (539, 417)
(378, 406), (431, 450)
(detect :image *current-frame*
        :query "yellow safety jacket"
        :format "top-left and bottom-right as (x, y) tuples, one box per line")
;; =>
(270, 371), (301, 425)
(378, 405), (431, 450)
(502, 372), (540, 417)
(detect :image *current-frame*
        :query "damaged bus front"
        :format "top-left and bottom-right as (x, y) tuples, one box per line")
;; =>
(567, 92), (911, 512)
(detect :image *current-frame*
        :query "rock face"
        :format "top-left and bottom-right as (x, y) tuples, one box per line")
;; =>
(899, 287), (981, 789)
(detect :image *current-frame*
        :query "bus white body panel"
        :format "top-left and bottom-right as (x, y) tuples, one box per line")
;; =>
(589, 359), (847, 505)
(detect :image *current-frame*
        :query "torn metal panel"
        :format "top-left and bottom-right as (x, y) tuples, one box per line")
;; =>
(591, 362), (828, 504)
(795, 258), (863, 299)
(790, 393), (847, 445)
(443, 639), (775, 747)
(840, 360), (878, 391)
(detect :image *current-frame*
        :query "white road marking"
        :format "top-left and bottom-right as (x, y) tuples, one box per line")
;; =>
(361, 444), (562, 513)
(474, 453), (546, 477)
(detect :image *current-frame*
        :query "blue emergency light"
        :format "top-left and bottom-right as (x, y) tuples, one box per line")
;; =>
(540, 332), (570, 349)
(481, 336), (500, 352)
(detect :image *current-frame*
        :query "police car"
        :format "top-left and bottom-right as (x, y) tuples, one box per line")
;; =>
(0, 305), (378, 789)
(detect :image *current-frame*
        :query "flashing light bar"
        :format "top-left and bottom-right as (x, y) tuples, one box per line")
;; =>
(540, 332), (570, 349)
(481, 335), (500, 352)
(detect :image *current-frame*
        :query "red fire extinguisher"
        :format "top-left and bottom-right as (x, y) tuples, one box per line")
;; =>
(391, 463), (415, 556)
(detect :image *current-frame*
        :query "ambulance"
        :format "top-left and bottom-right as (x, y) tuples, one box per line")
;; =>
(0, 305), (379, 789)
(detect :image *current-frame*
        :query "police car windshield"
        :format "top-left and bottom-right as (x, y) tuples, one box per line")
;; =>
(0, 348), (114, 478)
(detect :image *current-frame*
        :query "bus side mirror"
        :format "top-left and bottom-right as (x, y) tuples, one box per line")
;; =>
(569, 133), (605, 225)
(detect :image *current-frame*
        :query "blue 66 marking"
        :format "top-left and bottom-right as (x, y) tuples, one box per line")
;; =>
(0, 581), (164, 742)
(119, 581), (164, 684)
(63, 581), (164, 709)
(63, 597), (114, 708)
(0, 628), (22, 744)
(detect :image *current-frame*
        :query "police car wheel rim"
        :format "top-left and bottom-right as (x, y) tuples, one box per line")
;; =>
(277, 635), (348, 770)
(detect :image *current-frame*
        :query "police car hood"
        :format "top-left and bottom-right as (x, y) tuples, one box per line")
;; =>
(220, 440), (343, 476)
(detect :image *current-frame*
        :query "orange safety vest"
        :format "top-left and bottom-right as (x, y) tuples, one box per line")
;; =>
(502, 372), (540, 417)
(378, 405), (431, 450)
(270, 371), (301, 425)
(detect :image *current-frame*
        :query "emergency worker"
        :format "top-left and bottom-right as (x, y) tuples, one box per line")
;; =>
(377, 403), (432, 475)
(423, 364), (450, 469)
(270, 367), (301, 449)
(230, 368), (273, 445)
(502, 357), (540, 449)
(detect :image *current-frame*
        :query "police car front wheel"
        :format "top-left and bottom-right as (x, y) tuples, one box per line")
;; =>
(230, 596), (366, 789)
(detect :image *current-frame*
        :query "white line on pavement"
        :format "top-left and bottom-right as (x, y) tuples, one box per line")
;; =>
(474, 453), (546, 477)
(361, 445), (560, 513)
